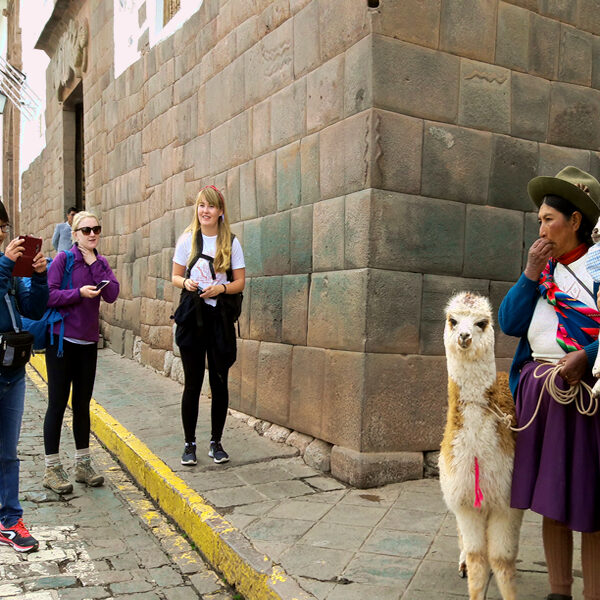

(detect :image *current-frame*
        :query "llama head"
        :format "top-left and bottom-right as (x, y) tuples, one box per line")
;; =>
(444, 292), (495, 363)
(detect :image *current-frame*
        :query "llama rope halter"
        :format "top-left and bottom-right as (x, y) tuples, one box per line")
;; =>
(487, 363), (598, 432)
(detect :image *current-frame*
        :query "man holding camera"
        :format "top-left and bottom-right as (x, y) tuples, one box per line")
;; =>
(0, 201), (48, 553)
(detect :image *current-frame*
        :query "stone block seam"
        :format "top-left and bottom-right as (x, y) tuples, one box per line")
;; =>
(27, 354), (316, 600)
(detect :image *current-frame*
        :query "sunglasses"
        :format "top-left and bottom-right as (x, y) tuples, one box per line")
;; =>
(75, 226), (102, 235)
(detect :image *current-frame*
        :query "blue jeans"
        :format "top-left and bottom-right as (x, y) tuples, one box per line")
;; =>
(0, 375), (26, 527)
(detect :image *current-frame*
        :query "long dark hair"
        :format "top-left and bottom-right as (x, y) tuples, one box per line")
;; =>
(542, 194), (594, 246)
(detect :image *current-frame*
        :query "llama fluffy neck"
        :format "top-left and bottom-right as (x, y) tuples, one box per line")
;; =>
(446, 345), (496, 401)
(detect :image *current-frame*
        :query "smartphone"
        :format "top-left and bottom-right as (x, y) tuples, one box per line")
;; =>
(95, 280), (110, 291)
(12, 235), (43, 277)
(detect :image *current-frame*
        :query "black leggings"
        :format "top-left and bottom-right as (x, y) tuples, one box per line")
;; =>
(180, 336), (229, 444)
(43, 340), (97, 455)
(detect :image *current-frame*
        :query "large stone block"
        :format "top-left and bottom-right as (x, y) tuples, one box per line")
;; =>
(459, 60), (511, 134)
(226, 166), (241, 224)
(372, 35), (460, 123)
(529, 13), (560, 80)
(370, 0), (440, 49)
(282, 274), (309, 346)
(249, 276), (282, 342)
(319, 111), (370, 200)
(318, 0), (369, 62)
(421, 122), (493, 205)
(363, 353), (448, 452)
(366, 269), (422, 354)
(252, 98), (271, 156)
(244, 20), (293, 105)
(464, 205), (524, 281)
(307, 54), (345, 133)
(419, 274), (490, 356)
(538, 143), (591, 177)
(558, 27), (593, 86)
(578, 0), (600, 37)
(239, 160), (257, 221)
(290, 204), (313, 274)
(548, 82), (600, 150)
(307, 269), (367, 351)
(369, 190), (465, 275)
(593, 36), (600, 90)
(370, 109), (422, 194)
(270, 79), (306, 147)
(511, 72), (550, 142)
(539, 0), (577, 24)
(522, 212), (538, 271)
(276, 141), (301, 211)
(495, 2), (529, 72)
(440, 0), (497, 62)
(293, 1), (320, 77)
(330, 446), (423, 489)
(255, 341), (292, 426)
(255, 152), (277, 217)
(488, 135), (538, 211)
(344, 34), (372, 119)
(300, 133), (320, 205)
(243, 218), (263, 277)
(240, 339), (260, 416)
(313, 196), (344, 272)
(321, 349), (365, 449)
(344, 189), (371, 270)
(490, 280), (520, 360)
(261, 212), (291, 276)
(289, 346), (325, 438)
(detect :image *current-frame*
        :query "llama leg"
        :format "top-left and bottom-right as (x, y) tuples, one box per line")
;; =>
(488, 508), (523, 600)
(457, 524), (467, 577)
(455, 508), (488, 600)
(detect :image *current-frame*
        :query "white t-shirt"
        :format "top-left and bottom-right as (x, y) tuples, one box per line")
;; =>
(173, 231), (245, 307)
(528, 254), (596, 363)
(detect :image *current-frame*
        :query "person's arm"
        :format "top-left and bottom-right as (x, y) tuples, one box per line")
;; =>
(498, 272), (540, 337)
(89, 256), (120, 303)
(52, 224), (61, 252)
(47, 252), (81, 307)
(172, 262), (199, 292)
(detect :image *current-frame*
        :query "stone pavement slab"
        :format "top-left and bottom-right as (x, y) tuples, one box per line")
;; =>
(29, 349), (587, 600)
(5, 366), (236, 600)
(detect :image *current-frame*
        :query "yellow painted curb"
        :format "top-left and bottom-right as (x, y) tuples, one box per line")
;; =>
(28, 353), (315, 600)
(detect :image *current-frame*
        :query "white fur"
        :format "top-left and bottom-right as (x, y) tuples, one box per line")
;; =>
(439, 292), (523, 600)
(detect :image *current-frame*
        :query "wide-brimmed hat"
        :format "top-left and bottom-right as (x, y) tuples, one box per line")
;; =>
(528, 166), (600, 226)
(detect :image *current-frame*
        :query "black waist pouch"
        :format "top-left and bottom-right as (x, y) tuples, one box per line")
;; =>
(0, 331), (34, 368)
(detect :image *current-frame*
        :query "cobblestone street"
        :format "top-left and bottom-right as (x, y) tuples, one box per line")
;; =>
(0, 365), (238, 600)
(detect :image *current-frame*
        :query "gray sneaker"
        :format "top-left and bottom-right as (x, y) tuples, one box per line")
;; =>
(42, 465), (73, 494)
(74, 458), (104, 487)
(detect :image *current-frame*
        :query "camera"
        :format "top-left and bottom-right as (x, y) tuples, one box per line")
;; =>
(197, 288), (204, 295)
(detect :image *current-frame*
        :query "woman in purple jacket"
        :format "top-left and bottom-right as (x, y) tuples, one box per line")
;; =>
(42, 211), (119, 494)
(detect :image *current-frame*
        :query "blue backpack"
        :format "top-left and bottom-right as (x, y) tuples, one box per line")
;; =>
(22, 250), (75, 356)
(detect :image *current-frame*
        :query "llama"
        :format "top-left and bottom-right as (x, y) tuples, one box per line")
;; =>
(439, 292), (523, 600)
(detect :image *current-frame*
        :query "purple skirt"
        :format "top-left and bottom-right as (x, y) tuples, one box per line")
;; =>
(511, 361), (600, 532)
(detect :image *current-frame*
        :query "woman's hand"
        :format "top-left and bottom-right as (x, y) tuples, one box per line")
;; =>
(4, 237), (25, 262)
(558, 349), (588, 386)
(32, 252), (47, 274)
(199, 284), (224, 299)
(79, 245), (97, 265)
(79, 285), (102, 299)
(524, 238), (554, 281)
(183, 278), (199, 292)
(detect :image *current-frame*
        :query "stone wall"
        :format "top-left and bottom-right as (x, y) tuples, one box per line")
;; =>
(21, 0), (600, 483)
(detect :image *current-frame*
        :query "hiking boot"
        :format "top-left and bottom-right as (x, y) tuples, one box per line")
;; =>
(42, 464), (73, 494)
(181, 442), (197, 466)
(208, 441), (229, 464)
(0, 518), (39, 553)
(74, 458), (104, 487)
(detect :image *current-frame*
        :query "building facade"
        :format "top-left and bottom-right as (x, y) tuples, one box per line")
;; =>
(21, 0), (600, 486)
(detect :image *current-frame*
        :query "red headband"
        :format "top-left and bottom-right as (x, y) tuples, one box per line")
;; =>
(201, 185), (225, 206)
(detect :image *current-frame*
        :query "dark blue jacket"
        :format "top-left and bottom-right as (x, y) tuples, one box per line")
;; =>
(0, 253), (49, 381)
(498, 271), (599, 397)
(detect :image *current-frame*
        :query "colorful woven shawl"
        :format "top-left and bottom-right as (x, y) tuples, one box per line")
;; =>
(538, 254), (600, 353)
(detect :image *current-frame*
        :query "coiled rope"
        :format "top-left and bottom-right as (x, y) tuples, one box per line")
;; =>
(488, 363), (598, 432)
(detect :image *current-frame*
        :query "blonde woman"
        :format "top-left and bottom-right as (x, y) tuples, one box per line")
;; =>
(172, 186), (245, 465)
(42, 211), (119, 494)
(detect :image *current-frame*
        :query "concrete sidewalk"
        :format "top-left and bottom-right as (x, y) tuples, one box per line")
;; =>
(30, 349), (582, 600)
